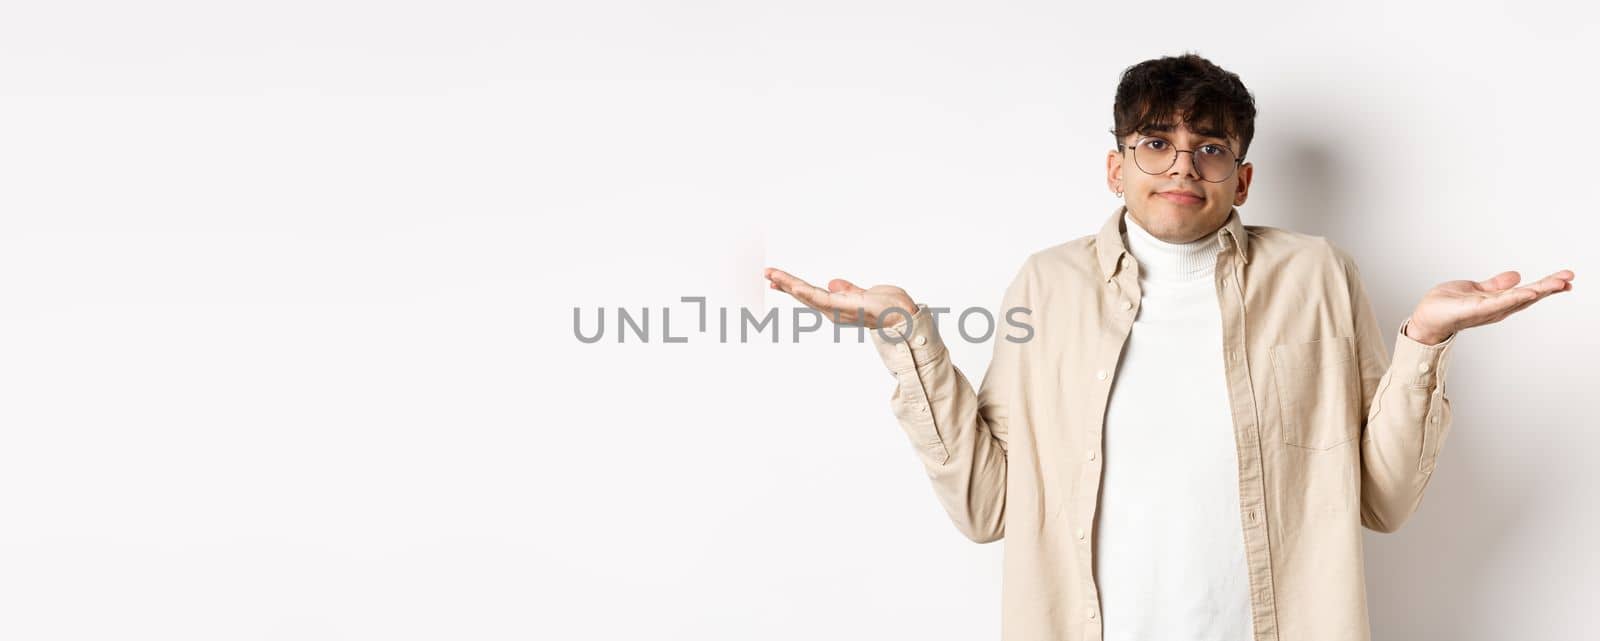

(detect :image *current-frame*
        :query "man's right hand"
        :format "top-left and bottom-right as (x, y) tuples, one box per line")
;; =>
(763, 267), (918, 330)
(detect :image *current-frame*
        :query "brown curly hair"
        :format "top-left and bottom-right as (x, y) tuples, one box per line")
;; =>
(1111, 52), (1258, 160)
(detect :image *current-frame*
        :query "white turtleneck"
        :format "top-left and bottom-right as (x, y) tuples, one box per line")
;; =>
(1095, 210), (1255, 641)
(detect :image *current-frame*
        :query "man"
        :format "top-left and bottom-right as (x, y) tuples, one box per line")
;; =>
(762, 53), (1573, 641)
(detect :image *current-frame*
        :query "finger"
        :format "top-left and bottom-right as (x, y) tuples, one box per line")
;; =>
(1485, 277), (1571, 319)
(1551, 272), (1574, 295)
(765, 267), (811, 294)
(1525, 277), (1575, 300)
(763, 267), (808, 297)
(1477, 286), (1540, 316)
(1475, 270), (1521, 292)
(767, 268), (840, 311)
(1500, 293), (1543, 319)
(827, 278), (866, 294)
(1517, 273), (1573, 296)
(1542, 269), (1576, 284)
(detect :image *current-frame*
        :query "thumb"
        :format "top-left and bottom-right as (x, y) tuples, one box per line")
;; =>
(828, 278), (866, 294)
(1477, 270), (1521, 292)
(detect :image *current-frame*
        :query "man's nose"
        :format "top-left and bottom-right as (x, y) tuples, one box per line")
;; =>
(1168, 149), (1201, 179)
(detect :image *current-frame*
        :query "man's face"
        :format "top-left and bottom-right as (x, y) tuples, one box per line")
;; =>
(1105, 119), (1253, 244)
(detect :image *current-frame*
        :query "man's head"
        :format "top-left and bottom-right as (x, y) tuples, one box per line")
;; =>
(1105, 53), (1256, 244)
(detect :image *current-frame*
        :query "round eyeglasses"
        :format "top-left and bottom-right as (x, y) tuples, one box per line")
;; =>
(1117, 135), (1244, 183)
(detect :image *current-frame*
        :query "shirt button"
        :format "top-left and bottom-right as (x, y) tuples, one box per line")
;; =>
(1095, 369), (1107, 381)
(1076, 528), (1086, 540)
(1122, 300), (1133, 311)
(1088, 610), (1097, 620)
(1087, 450), (1096, 461)
(1431, 414), (1440, 423)
(1418, 362), (1430, 373)
(913, 335), (927, 347)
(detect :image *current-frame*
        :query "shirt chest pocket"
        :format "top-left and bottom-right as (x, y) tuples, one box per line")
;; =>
(1271, 336), (1361, 451)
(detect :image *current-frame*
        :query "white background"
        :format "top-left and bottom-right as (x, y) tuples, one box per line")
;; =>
(2, 1), (1597, 640)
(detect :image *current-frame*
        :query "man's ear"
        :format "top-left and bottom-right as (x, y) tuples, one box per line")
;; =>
(1106, 149), (1124, 195)
(1234, 161), (1253, 206)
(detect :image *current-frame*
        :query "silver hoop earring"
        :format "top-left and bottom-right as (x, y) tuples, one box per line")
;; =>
(1114, 189), (1124, 198)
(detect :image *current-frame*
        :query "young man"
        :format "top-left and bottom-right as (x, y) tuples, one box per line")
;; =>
(762, 53), (1573, 641)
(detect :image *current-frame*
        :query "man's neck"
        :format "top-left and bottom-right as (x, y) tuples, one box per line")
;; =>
(1122, 211), (1220, 282)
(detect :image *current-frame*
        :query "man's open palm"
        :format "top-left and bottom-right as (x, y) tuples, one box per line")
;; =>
(1408, 269), (1575, 343)
(763, 267), (918, 329)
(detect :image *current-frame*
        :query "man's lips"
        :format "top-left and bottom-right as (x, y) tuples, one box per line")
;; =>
(1156, 191), (1204, 204)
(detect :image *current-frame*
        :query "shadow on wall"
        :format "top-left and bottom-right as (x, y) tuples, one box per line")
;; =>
(1270, 137), (1529, 641)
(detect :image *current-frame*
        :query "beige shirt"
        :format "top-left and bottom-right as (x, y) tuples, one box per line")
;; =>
(871, 204), (1458, 641)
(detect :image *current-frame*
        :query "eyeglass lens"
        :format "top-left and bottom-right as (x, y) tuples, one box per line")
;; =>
(1131, 137), (1238, 182)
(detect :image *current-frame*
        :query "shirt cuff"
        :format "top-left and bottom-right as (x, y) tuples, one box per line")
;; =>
(1394, 316), (1456, 388)
(870, 304), (945, 373)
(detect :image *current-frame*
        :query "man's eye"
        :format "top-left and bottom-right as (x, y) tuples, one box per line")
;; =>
(1199, 144), (1224, 156)
(1143, 139), (1168, 150)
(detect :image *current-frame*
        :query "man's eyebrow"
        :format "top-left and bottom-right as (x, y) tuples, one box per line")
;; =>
(1137, 122), (1231, 142)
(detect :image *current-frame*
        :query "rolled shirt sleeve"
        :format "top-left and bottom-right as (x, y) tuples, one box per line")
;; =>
(865, 260), (1032, 543)
(1345, 252), (1459, 533)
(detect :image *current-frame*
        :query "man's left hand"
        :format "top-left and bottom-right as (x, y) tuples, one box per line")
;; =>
(1406, 269), (1575, 345)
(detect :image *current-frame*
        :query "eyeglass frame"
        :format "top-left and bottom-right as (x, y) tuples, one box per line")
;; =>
(1114, 134), (1247, 183)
